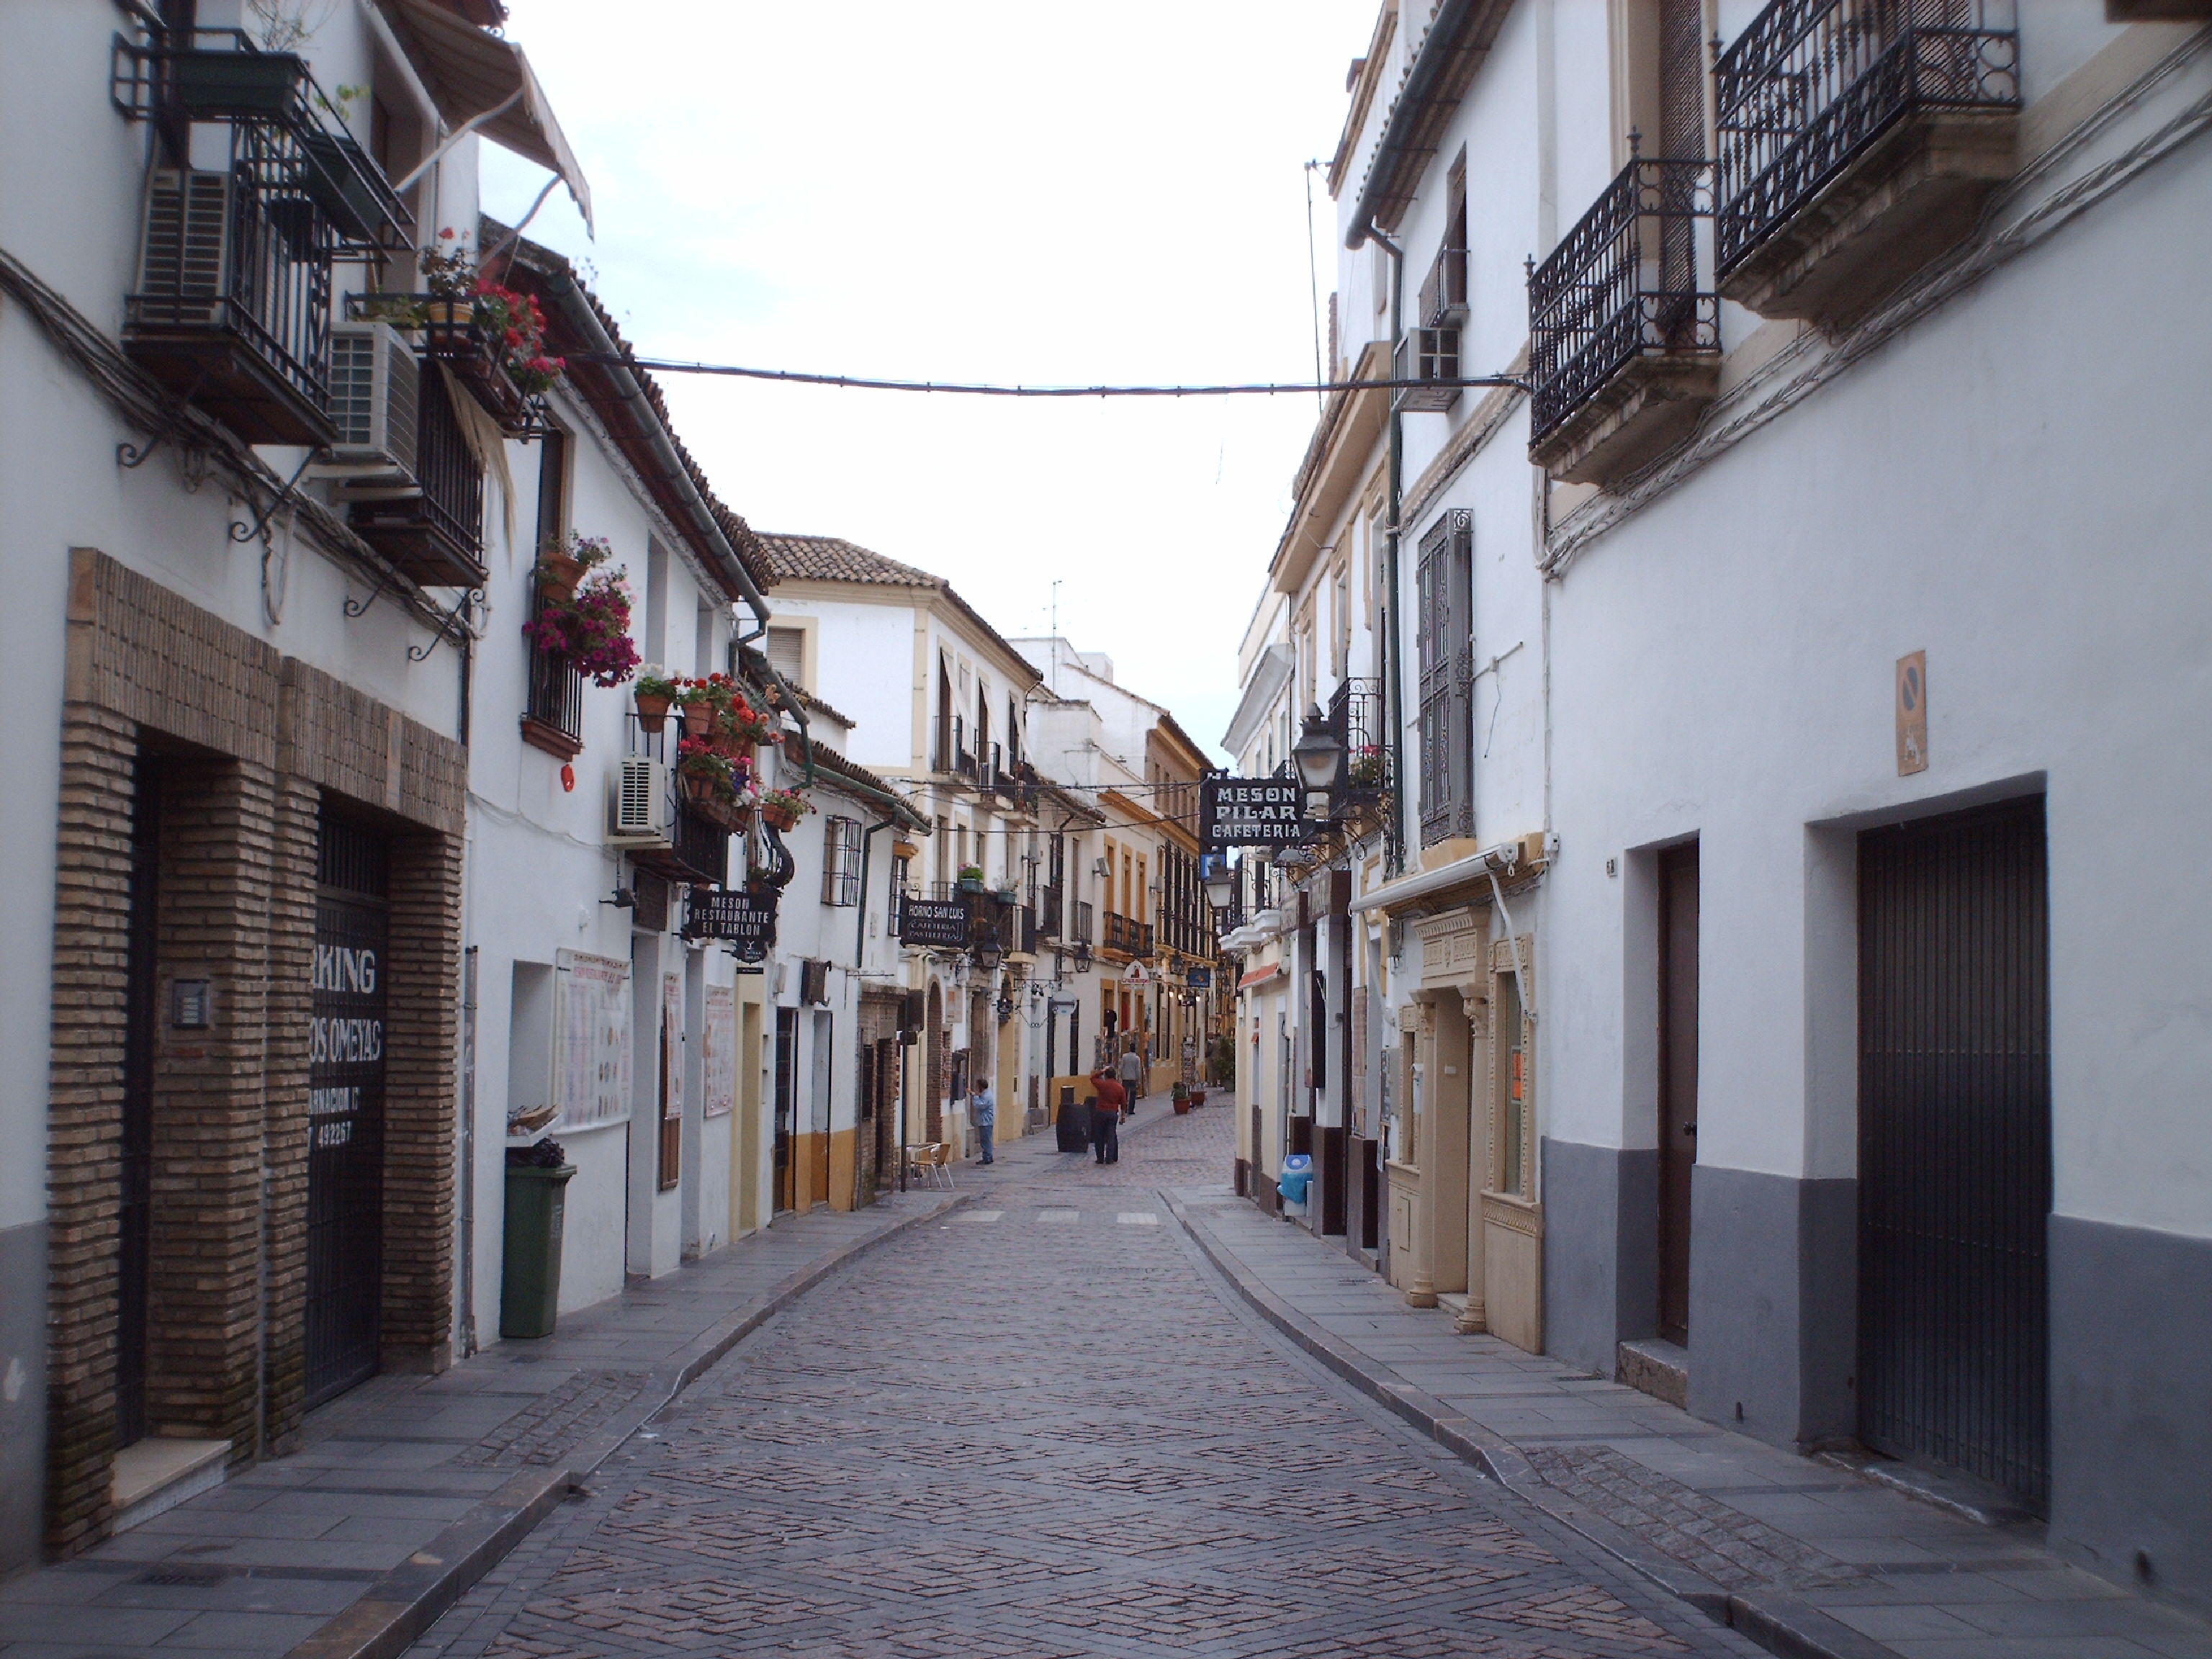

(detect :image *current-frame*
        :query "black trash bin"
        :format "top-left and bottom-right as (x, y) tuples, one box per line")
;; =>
(1055, 1084), (1091, 1154)
(500, 1160), (576, 1339)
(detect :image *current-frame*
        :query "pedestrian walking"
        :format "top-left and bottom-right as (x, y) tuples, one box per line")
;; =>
(1088, 1070), (1124, 1164)
(970, 1079), (996, 1165)
(1117, 1041), (1143, 1112)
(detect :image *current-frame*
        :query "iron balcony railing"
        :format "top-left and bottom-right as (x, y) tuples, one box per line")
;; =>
(524, 634), (584, 746)
(1715, 0), (2020, 279)
(669, 799), (729, 888)
(1104, 913), (1154, 959)
(415, 369), (485, 562)
(125, 122), (336, 439)
(934, 713), (979, 781)
(1529, 156), (1719, 444)
(1328, 676), (1393, 802)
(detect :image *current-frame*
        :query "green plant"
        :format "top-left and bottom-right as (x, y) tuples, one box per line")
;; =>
(958, 864), (984, 884)
(761, 788), (814, 820)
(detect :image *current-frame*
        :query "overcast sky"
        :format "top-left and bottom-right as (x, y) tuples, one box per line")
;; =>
(481, 1), (1370, 760)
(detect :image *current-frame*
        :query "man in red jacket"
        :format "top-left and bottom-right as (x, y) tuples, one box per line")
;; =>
(1088, 1071), (1125, 1164)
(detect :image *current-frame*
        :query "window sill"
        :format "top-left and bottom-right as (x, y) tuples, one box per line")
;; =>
(521, 715), (583, 761)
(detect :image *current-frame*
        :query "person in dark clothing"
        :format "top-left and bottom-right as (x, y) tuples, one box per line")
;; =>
(1088, 1071), (1125, 1164)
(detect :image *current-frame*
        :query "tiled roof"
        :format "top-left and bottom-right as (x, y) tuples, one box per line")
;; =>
(754, 533), (1040, 688)
(755, 534), (943, 590)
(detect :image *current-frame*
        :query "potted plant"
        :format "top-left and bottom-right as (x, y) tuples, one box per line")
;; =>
(892, 839), (920, 863)
(677, 742), (734, 806)
(418, 230), (474, 325)
(534, 532), (606, 606)
(1172, 1081), (1192, 1115)
(760, 788), (814, 833)
(1347, 746), (1387, 788)
(634, 667), (680, 735)
(169, 47), (306, 122)
(957, 865), (986, 894)
(523, 547), (638, 688)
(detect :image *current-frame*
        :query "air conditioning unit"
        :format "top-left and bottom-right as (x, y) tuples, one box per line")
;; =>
(608, 757), (672, 845)
(1395, 325), (1461, 412)
(322, 323), (419, 480)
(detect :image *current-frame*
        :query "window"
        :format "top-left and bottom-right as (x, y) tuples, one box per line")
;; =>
(522, 429), (582, 751)
(1332, 565), (1351, 678)
(1491, 939), (1533, 1197)
(1416, 511), (1475, 845)
(765, 626), (804, 688)
(822, 816), (862, 907)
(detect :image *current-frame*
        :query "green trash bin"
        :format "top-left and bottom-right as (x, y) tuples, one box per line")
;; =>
(500, 1163), (576, 1339)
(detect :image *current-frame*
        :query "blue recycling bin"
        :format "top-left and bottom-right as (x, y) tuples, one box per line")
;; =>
(1277, 1152), (1315, 1208)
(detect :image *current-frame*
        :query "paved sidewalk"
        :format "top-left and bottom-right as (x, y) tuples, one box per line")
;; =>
(0, 1190), (960, 1659)
(1170, 1188), (2212, 1659)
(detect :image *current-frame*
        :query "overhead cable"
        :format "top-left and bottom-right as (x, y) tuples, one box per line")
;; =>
(568, 354), (1531, 399)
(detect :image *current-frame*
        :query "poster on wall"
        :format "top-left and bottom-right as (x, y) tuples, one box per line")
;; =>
(662, 972), (684, 1123)
(703, 984), (736, 1118)
(553, 950), (631, 1130)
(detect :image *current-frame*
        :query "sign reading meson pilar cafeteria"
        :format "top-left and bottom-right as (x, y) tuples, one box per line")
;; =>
(1200, 776), (1308, 848)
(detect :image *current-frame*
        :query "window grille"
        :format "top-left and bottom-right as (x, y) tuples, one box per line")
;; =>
(822, 815), (862, 907)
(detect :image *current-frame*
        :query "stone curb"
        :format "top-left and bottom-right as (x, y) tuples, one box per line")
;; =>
(285, 1192), (968, 1659)
(1162, 1190), (1899, 1659)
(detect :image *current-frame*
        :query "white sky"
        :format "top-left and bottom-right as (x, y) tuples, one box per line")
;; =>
(481, 1), (1372, 762)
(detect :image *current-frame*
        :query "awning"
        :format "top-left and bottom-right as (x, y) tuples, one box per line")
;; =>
(1236, 963), (1282, 993)
(385, 0), (593, 233)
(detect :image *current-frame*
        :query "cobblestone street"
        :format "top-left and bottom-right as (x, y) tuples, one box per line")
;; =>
(408, 1107), (1757, 1658)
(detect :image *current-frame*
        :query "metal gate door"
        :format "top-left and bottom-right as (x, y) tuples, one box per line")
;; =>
(1858, 796), (2050, 1510)
(307, 814), (390, 1409)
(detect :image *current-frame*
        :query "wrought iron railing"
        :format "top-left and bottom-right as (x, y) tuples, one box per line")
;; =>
(1328, 676), (1393, 802)
(1529, 156), (1719, 443)
(1715, 0), (2020, 278)
(670, 799), (729, 887)
(1104, 913), (1154, 958)
(524, 633), (583, 745)
(415, 369), (486, 561)
(934, 713), (979, 781)
(125, 120), (336, 422)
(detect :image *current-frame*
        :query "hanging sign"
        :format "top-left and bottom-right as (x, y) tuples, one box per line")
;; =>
(900, 896), (973, 950)
(1125, 961), (1151, 986)
(1200, 776), (1308, 849)
(686, 889), (780, 963)
(1185, 966), (1213, 989)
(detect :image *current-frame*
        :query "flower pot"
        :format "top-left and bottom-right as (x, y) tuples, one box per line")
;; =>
(168, 49), (305, 122)
(681, 773), (720, 806)
(763, 803), (800, 833)
(892, 840), (920, 862)
(1190, 1090), (1207, 1108)
(1173, 1100), (1192, 1115)
(634, 691), (672, 734)
(537, 550), (583, 603)
(421, 298), (470, 328)
(300, 132), (387, 245)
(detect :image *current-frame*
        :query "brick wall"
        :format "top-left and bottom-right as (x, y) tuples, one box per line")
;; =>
(379, 832), (462, 1369)
(43, 706), (135, 1555)
(146, 760), (275, 1452)
(45, 551), (466, 1552)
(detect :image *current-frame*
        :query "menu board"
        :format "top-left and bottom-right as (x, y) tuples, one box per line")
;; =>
(554, 949), (632, 1130)
(703, 984), (736, 1118)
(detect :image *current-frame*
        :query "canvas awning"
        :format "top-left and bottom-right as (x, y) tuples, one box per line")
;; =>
(383, 0), (593, 232)
(1236, 963), (1283, 993)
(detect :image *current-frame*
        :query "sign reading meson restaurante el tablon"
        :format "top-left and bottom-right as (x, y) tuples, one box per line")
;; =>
(1200, 776), (1307, 848)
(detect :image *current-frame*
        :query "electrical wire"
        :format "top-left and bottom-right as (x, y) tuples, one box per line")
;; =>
(566, 353), (1530, 400)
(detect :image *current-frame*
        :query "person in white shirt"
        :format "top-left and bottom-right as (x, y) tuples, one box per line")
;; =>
(1116, 1042), (1143, 1113)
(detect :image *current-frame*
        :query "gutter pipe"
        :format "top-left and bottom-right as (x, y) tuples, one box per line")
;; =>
(1342, 0), (1480, 253)
(1366, 225), (1409, 875)
(537, 258), (818, 785)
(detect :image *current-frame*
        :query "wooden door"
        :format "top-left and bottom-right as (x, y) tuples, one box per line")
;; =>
(1657, 842), (1700, 1346)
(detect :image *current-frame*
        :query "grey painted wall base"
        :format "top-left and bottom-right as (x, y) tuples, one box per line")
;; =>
(0, 1218), (46, 1576)
(2049, 1213), (2212, 1619)
(1541, 1138), (1657, 1377)
(1686, 1165), (1856, 1449)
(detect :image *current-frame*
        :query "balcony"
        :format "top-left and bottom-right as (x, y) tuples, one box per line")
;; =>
(421, 311), (534, 436)
(1715, 0), (2020, 325)
(1529, 157), (1720, 485)
(344, 369), (487, 586)
(521, 636), (584, 760)
(114, 30), (408, 447)
(1037, 883), (1065, 940)
(1103, 913), (1154, 960)
(933, 713), (979, 785)
(1328, 676), (1394, 822)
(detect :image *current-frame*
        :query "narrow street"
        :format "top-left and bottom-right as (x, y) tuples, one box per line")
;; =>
(406, 1107), (1754, 1658)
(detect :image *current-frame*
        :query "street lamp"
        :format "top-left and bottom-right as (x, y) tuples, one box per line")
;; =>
(1201, 854), (1236, 914)
(1292, 704), (1341, 817)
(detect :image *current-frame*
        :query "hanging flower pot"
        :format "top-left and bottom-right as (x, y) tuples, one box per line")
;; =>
(760, 788), (812, 834)
(634, 668), (680, 735)
(536, 546), (585, 604)
(682, 771), (719, 806)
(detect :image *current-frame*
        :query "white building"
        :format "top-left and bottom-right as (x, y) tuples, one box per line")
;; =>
(1241, 0), (2212, 1614)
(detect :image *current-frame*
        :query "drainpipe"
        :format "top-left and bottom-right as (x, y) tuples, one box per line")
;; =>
(855, 818), (896, 963)
(1364, 225), (1410, 876)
